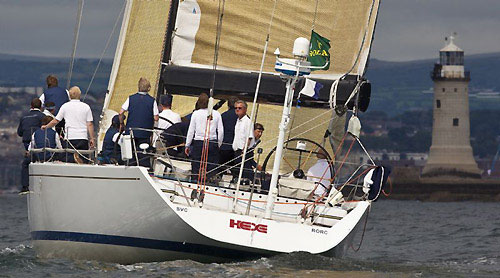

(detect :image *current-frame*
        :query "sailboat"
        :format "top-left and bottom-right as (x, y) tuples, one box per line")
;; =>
(27, 0), (386, 263)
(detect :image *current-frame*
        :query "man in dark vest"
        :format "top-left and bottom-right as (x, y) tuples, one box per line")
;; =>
(29, 116), (62, 162)
(39, 75), (70, 114)
(40, 75), (69, 135)
(219, 96), (238, 172)
(100, 115), (123, 164)
(119, 77), (159, 167)
(17, 98), (45, 193)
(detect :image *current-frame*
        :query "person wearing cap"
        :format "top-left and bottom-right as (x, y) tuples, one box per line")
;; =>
(306, 148), (332, 197)
(154, 94), (181, 148)
(100, 115), (124, 164)
(39, 75), (70, 115)
(43, 101), (66, 135)
(119, 77), (159, 167)
(42, 101), (56, 117)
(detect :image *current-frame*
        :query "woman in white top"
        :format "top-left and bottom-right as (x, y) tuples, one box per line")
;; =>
(185, 93), (224, 181)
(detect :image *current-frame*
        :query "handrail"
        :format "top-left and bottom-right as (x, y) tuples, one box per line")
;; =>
(29, 148), (95, 154)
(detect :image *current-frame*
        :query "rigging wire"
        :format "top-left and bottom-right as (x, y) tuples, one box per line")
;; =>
(67, 0), (85, 89)
(83, 0), (126, 101)
(311, 0), (320, 30)
(209, 0), (226, 97)
(196, 0), (227, 196)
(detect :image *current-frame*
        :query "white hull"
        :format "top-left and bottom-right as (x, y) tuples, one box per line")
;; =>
(28, 163), (370, 263)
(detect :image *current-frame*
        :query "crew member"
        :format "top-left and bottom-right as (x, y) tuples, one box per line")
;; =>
(29, 116), (62, 162)
(250, 123), (264, 149)
(219, 96), (238, 171)
(17, 98), (45, 193)
(42, 86), (95, 162)
(154, 94), (181, 148)
(42, 101), (56, 117)
(119, 77), (159, 167)
(39, 75), (70, 114)
(232, 100), (254, 180)
(248, 123), (264, 170)
(100, 115), (123, 164)
(306, 149), (332, 197)
(185, 93), (224, 181)
(162, 117), (190, 159)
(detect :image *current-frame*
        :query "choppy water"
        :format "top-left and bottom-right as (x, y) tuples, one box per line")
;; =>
(1, 194), (499, 278)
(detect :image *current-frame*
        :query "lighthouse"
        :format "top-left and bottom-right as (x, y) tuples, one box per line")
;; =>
(422, 35), (481, 178)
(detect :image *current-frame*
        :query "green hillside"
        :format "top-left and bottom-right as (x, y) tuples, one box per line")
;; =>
(366, 53), (500, 114)
(0, 52), (499, 114)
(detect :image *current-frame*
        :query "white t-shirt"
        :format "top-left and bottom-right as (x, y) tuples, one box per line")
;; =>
(121, 92), (159, 115)
(307, 159), (332, 196)
(153, 109), (181, 147)
(232, 115), (253, 151)
(55, 99), (93, 140)
(185, 109), (223, 147)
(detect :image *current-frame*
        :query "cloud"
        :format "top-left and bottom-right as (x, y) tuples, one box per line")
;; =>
(0, 0), (499, 61)
(0, 0), (124, 58)
(372, 0), (500, 61)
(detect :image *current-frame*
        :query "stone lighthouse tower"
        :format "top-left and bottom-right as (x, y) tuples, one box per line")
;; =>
(422, 35), (481, 178)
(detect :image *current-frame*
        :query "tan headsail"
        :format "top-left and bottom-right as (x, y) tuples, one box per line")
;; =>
(99, 0), (171, 147)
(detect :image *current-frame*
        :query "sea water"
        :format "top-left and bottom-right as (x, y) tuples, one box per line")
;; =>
(1, 194), (499, 278)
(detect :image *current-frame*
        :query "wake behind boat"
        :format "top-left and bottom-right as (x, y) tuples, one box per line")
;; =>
(27, 0), (387, 263)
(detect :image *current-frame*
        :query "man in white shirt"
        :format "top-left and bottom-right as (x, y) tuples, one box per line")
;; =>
(185, 93), (224, 181)
(232, 100), (254, 180)
(307, 149), (332, 197)
(42, 86), (95, 161)
(154, 94), (181, 147)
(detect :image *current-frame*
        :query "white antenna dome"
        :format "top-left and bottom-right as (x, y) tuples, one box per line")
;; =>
(293, 37), (310, 58)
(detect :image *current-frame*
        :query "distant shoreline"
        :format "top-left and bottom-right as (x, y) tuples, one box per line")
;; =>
(382, 177), (500, 202)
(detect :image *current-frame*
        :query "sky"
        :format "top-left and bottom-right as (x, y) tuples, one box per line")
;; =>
(0, 0), (499, 62)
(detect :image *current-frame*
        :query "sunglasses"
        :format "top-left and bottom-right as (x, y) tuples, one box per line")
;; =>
(235, 107), (245, 110)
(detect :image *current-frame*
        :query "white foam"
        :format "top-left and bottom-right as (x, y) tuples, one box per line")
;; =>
(0, 244), (27, 255)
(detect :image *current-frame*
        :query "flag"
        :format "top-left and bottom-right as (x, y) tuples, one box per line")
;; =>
(308, 30), (331, 71)
(299, 78), (323, 100)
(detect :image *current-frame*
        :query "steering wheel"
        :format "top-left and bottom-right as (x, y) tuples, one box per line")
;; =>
(261, 137), (335, 180)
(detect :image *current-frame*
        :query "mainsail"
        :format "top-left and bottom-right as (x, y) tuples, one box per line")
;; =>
(99, 0), (380, 150)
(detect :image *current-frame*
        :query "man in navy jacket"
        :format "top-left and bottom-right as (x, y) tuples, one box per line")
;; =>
(17, 98), (45, 193)
(219, 97), (238, 172)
